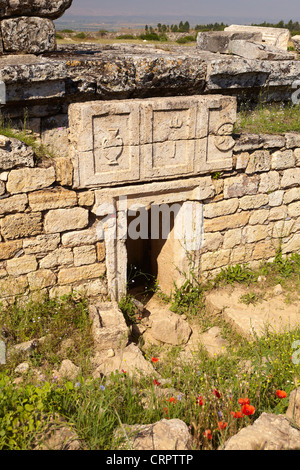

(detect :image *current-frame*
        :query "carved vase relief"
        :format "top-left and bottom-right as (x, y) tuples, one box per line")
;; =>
(102, 128), (123, 166)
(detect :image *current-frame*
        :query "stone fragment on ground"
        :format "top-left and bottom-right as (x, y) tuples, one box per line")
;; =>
(115, 418), (193, 450)
(292, 35), (300, 53)
(33, 413), (82, 450)
(221, 412), (300, 450)
(1, 17), (56, 54)
(0, 0), (73, 19)
(196, 31), (262, 53)
(228, 40), (296, 61)
(205, 286), (300, 338)
(224, 25), (291, 50)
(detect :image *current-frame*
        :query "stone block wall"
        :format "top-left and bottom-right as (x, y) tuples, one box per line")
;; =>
(0, 131), (299, 304)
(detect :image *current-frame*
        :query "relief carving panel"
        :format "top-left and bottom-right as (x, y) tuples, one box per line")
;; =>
(69, 95), (236, 188)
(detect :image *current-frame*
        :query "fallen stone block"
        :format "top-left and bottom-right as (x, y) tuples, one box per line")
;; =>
(292, 35), (300, 53)
(0, 0), (73, 20)
(197, 31), (262, 53)
(1, 17), (56, 54)
(228, 40), (296, 61)
(221, 412), (300, 450)
(225, 25), (291, 50)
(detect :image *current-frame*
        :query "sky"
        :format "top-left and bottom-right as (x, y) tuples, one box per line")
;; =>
(66, 0), (300, 22)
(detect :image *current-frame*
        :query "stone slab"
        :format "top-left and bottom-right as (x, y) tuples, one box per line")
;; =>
(205, 286), (300, 338)
(1, 17), (56, 55)
(197, 31), (262, 53)
(69, 95), (236, 189)
(225, 25), (291, 50)
(228, 40), (295, 61)
(0, 0), (73, 20)
(292, 35), (300, 53)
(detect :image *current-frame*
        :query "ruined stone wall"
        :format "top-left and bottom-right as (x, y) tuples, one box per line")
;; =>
(0, 130), (299, 304)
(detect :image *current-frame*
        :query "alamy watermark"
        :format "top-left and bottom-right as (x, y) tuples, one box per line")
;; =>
(291, 80), (300, 105)
(95, 197), (203, 251)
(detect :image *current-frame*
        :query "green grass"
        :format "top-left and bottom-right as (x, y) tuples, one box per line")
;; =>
(235, 102), (300, 135)
(0, 251), (300, 449)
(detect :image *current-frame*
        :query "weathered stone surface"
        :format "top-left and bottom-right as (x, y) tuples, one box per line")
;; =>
(57, 263), (106, 285)
(286, 388), (300, 427)
(285, 133), (300, 149)
(271, 150), (295, 169)
(28, 188), (77, 211)
(7, 167), (55, 194)
(224, 174), (259, 198)
(93, 343), (156, 379)
(292, 35), (300, 53)
(239, 194), (269, 210)
(0, 136), (34, 171)
(116, 419), (193, 451)
(57, 359), (80, 381)
(44, 207), (89, 233)
(61, 226), (99, 247)
(0, 239), (22, 260)
(259, 171), (280, 193)
(281, 168), (300, 188)
(1, 17), (56, 55)
(69, 95), (236, 189)
(224, 25), (291, 50)
(6, 255), (37, 276)
(27, 269), (56, 290)
(148, 310), (192, 346)
(283, 187), (300, 204)
(197, 31), (262, 53)
(39, 247), (73, 269)
(0, 194), (28, 215)
(201, 249), (231, 271)
(204, 199), (239, 219)
(222, 413), (300, 450)
(54, 158), (73, 187)
(204, 211), (250, 232)
(198, 326), (229, 357)
(23, 234), (60, 255)
(1, 212), (42, 239)
(228, 40), (294, 60)
(73, 246), (96, 267)
(89, 302), (128, 352)
(0, 275), (28, 297)
(0, 0), (73, 20)
(246, 150), (271, 174)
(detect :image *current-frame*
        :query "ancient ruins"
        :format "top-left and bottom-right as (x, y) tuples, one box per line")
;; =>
(0, 4), (299, 305)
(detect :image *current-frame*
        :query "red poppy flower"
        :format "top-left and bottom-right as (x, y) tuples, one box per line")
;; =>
(168, 397), (177, 404)
(231, 411), (243, 419)
(196, 395), (204, 406)
(213, 389), (221, 398)
(151, 357), (159, 363)
(276, 390), (287, 399)
(217, 421), (228, 430)
(241, 404), (255, 416)
(238, 397), (250, 406)
(203, 429), (212, 440)
(153, 379), (161, 386)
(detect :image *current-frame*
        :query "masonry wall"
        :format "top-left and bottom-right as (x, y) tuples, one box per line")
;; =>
(0, 131), (299, 304)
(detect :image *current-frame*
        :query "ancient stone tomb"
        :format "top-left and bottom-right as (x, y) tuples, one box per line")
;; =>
(0, 93), (300, 304)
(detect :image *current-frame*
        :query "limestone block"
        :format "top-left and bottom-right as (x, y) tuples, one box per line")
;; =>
(283, 188), (300, 204)
(243, 224), (270, 244)
(271, 150), (295, 170)
(0, 240), (22, 260)
(6, 255), (37, 276)
(57, 263), (106, 285)
(28, 188), (77, 211)
(69, 95), (236, 189)
(281, 168), (300, 188)
(225, 25), (291, 50)
(0, 180), (4, 195)
(201, 249), (231, 271)
(223, 228), (242, 249)
(23, 234), (60, 255)
(0, 275), (28, 298)
(268, 190), (284, 207)
(89, 302), (128, 351)
(7, 167), (55, 194)
(44, 207), (89, 233)
(292, 36), (300, 53)
(259, 171), (280, 193)
(268, 205), (287, 221)
(73, 246), (96, 267)
(1, 17), (56, 55)
(249, 209), (269, 225)
(0, 0), (73, 19)
(285, 133), (300, 149)
(54, 158), (73, 186)
(246, 150), (271, 174)
(27, 269), (56, 290)
(0, 194), (28, 215)
(0, 136), (34, 171)
(61, 226), (99, 247)
(224, 174), (259, 198)
(39, 247), (73, 269)
(204, 198), (239, 219)
(1, 212), (42, 239)
(204, 211), (250, 232)
(239, 194), (269, 210)
(196, 31), (262, 53)
(228, 40), (295, 60)
(288, 201), (300, 218)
